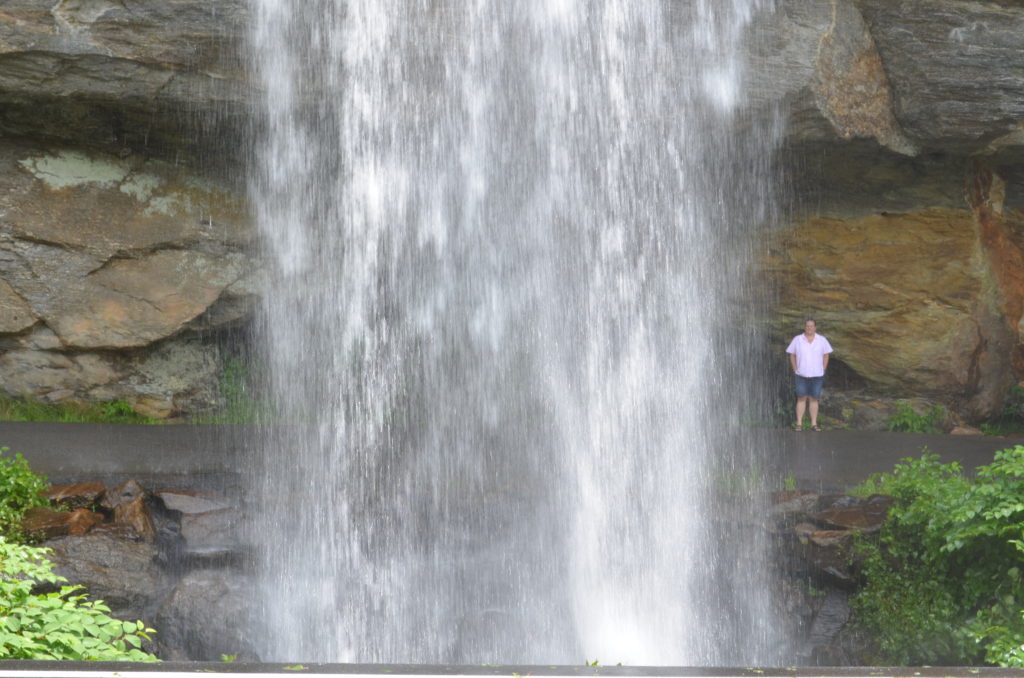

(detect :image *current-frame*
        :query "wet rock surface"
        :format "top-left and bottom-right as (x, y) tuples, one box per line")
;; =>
(0, 137), (257, 417)
(763, 207), (1013, 420)
(45, 532), (167, 621)
(858, 0), (1024, 148)
(43, 481), (107, 509)
(22, 474), (254, 661)
(753, 0), (1024, 426)
(0, 0), (252, 160)
(155, 568), (258, 662)
(768, 489), (895, 665)
(21, 505), (103, 539)
(8, 423), (1009, 664)
(26, 475), (890, 664)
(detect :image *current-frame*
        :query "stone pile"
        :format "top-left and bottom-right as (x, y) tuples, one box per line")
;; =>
(22, 478), (256, 661)
(20, 476), (899, 664)
(768, 490), (895, 665)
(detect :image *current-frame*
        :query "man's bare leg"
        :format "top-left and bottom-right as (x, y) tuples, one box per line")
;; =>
(809, 398), (819, 429)
(795, 396), (807, 429)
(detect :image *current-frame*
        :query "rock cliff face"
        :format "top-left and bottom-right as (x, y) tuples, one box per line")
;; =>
(0, 139), (256, 417)
(0, 0), (251, 160)
(752, 0), (1024, 424)
(0, 0), (1022, 424)
(0, 0), (255, 417)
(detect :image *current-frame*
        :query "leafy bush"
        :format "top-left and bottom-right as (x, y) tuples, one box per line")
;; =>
(886, 401), (946, 434)
(851, 449), (1024, 666)
(0, 537), (159, 661)
(0, 447), (50, 542)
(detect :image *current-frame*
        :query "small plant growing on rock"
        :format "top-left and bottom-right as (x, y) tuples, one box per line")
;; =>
(0, 447), (50, 543)
(0, 537), (159, 661)
(194, 356), (273, 424)
(0, 396), (158, 424)
(885, 401), (946, 434)
(980, 385), (1024, 437)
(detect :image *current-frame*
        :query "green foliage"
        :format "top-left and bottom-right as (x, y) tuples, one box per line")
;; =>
(851, 449), (1024, 666)
(981, 421), (1016, 436)
(0, 397), (158, 425)
(0, 537), (159, 661)
(981, 385), (1024, 437)
(0, 447), (50, 543)
(886, 401), (946, 434)
(194, 356), (271, 425)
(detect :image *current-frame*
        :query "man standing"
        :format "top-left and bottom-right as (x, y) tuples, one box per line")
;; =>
(786, 319), (833, 431)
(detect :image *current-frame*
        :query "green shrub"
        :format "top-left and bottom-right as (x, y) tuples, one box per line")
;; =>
(0, 447), (50, 543)
(0, 537), (158, 661)
(851, 449), (1024, 666)
(886, 401), (946, 434)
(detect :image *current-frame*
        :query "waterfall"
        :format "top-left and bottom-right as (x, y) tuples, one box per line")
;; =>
(249, 0), (786, 665)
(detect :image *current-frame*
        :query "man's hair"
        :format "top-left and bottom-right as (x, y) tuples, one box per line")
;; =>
(805, 319), (816, 325)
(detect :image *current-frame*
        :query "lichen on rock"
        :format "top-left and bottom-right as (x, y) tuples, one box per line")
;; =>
(0, 140), (255, 416)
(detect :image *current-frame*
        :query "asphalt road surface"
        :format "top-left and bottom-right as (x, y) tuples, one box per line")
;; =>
(0, 422), (1014, 493)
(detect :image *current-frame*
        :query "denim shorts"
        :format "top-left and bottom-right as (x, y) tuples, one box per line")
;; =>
(795, 375), (824, 399)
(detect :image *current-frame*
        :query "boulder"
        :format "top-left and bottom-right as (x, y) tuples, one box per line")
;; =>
(21, 506), (69, 539)
(179, 508), (243, 562)
(793, 540), (857, 589)
(112, 496), (157, 542)
(21, 506), (103, 539)
(804, 589), (852, 666)
(27, 474), (245, 660)
(154, 569), (258, 661)
(43, 533), (166, 621)
(770, 492), (820, 521)
(813, 495), (894, 532)
(43, 481), (106, 509)
(155, 490), (229, 515)
(808, 530), (852, 549)
(100, 479), (148, 510)
(97, 479), (161, 542)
